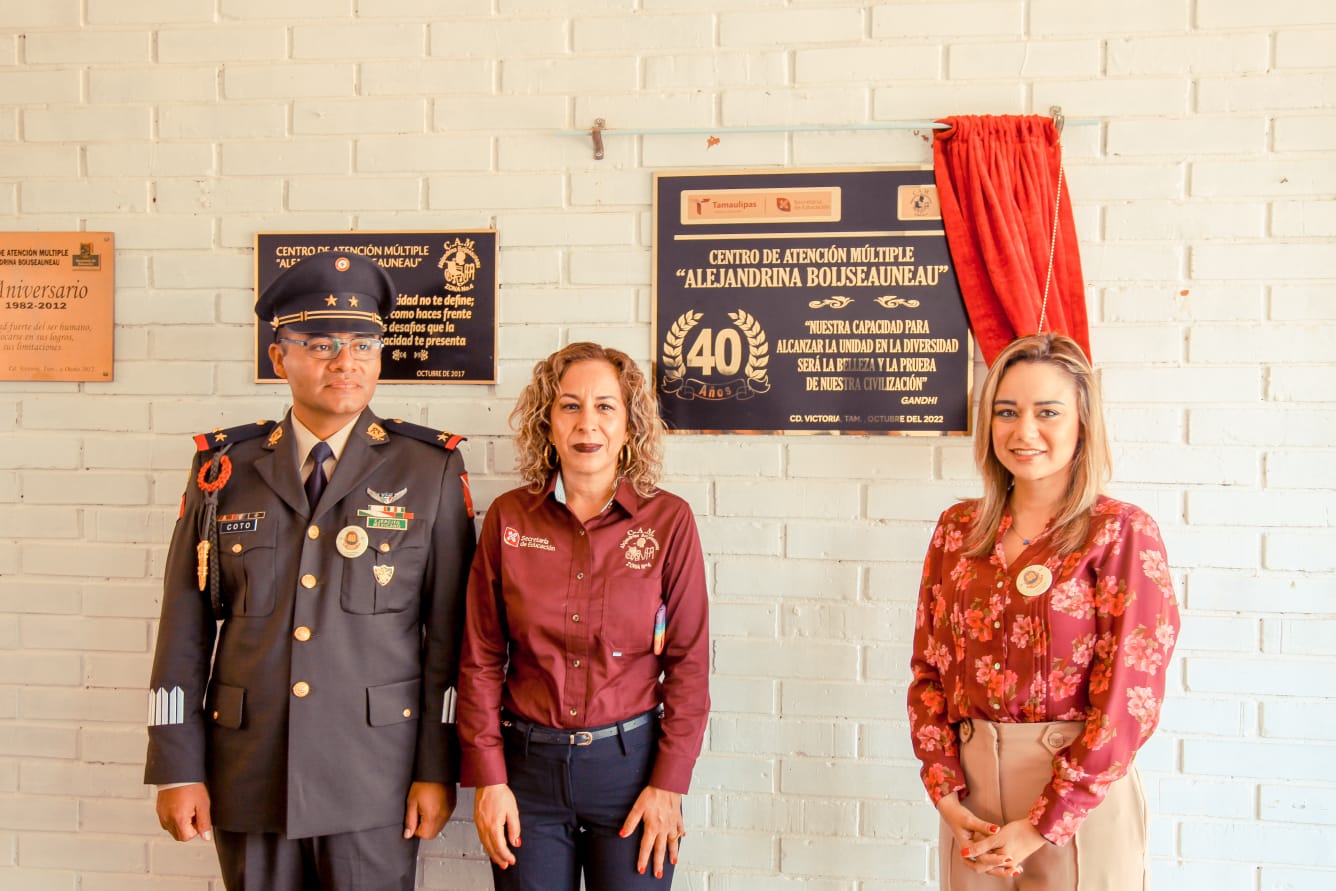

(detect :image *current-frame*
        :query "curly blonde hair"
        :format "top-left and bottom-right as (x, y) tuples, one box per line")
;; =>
(511, 342), (665, 497)
(965, 333), (1111, 558)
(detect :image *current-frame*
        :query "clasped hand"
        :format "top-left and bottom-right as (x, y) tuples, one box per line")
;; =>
(936, 791), (1046, 878)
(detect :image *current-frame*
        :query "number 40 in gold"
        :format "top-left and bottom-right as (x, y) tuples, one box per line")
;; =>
(684, 327), (743, 377)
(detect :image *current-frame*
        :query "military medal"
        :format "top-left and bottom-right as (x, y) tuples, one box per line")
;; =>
(336, 525), (369, 558)
(1016, 564), (1054, 598)
(373, 564), (395, 586)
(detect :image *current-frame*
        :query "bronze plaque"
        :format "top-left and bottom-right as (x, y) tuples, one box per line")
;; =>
(0, 232), (114, 382)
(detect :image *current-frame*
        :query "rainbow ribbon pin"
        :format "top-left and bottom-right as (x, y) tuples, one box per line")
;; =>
(652, 603), (666, 655)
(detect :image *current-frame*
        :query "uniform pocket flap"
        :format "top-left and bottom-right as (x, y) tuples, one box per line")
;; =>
(208, 683), (245, 729)
(367, 678), (421, 727)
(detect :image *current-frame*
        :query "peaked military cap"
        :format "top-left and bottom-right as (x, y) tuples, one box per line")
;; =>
(255, 251), (396, 334)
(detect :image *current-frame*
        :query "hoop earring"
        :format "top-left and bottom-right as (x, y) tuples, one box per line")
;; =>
(543, 443), (558, 469)
(618, 443), (631, 468)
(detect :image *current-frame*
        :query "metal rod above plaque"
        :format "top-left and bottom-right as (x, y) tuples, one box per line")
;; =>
(653, 168), (971, 435)
(254, 231), (496, 384)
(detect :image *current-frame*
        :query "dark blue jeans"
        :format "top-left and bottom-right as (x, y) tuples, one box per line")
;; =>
(492, 714), (677, 891)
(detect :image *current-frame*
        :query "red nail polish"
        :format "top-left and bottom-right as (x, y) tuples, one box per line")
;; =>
(989, 824), (1000, 833)
(638, 866), (645, 875)
(961, 848), (971, 857)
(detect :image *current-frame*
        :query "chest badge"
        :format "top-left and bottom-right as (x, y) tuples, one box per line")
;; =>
(336, 525), (369, 558)
(218, 512), (266, 535)
(1016, 564), (1054, 598)
(373, 564), (396, 586)
(619, 527), (660, 571)
(358, 504), (414, 531)
(367, 486), (407, 505)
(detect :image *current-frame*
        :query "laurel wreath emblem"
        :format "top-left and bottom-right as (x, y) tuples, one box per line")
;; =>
(661, 310), (701, 381)
(728, 309), (770, 392)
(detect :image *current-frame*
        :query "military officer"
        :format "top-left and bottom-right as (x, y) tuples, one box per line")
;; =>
(145, 251), (476, 890)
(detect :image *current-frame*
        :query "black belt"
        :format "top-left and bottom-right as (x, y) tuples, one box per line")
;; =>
(502, 709), (658, 747)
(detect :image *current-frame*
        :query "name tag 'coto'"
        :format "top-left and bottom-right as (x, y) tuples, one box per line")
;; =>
(218, 512), (265, 534)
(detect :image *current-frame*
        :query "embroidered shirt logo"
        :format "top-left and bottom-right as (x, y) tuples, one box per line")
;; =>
(503, 525), (556, 552)
(619, 527), (660, 570)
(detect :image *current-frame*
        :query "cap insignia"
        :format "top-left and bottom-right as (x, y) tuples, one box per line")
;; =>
(334, 256), (351, 272)
(348, 295), (359, 308)
(325, 294), (338, 306)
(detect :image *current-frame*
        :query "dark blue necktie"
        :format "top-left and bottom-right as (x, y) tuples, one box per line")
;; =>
(304, 441), (333, 509)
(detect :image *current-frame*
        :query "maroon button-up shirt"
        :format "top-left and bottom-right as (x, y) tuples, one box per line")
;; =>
(458, 476), (710, 794)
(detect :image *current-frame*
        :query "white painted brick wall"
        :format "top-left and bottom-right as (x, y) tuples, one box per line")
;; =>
(2, 1), (1334, 888)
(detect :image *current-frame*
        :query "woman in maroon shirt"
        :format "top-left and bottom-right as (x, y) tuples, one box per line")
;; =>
(458, 342), (710, 891)
(908, 334), (1179, 889)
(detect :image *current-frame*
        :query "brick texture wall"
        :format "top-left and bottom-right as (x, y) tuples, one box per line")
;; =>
(2, 2), (1334, 888)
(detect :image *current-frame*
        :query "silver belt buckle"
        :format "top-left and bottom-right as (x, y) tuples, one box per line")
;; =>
(571, 731), (594, 746)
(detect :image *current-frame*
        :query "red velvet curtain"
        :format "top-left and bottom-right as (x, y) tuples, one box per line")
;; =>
(932, 115), (1090, 366)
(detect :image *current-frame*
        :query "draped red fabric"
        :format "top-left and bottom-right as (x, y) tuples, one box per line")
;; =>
(931, 115), (1091, 366)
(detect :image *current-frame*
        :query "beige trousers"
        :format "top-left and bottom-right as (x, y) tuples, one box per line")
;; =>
(940, 719), (1148, 891)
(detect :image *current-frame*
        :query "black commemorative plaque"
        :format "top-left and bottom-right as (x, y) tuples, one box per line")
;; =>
(254, 231), (496, 384)
(653, 168), (971, 434)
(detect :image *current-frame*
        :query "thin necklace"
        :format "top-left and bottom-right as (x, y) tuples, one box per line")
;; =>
(1008, 518), (1044, 546)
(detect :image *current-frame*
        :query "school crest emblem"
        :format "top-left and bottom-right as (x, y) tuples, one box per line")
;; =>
(619, 527), (660, 571)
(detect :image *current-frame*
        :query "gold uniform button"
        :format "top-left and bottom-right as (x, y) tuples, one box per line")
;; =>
(403, 708), (412, 718)
(292, 681), (311, 698)
(569, 708), (578, 717)
(212, 710), (220, 720)
(308, 525), (320, 540)
(572, 614), (580, 623)
(294, 626), (312, 642)
(301, 574), (317, 588)
(379, 542), (391, 553)
(230, 543), (243, 554)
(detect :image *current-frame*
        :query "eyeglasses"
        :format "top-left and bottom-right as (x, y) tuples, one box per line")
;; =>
(277, 335), (384, 361)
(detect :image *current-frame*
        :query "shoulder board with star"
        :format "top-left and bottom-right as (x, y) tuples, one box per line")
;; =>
(192, 420), (279, 452)
(384, 418), (466, 451)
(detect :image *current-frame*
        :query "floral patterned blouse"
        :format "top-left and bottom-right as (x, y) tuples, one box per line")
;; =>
(907, 495), (1180, 844)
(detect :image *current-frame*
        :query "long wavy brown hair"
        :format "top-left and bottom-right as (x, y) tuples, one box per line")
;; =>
(511, 342), (665, 497)
(964, 333), (1111, 558)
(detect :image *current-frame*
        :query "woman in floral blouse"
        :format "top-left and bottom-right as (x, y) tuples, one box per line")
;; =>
(908, 333), (1179, 889)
